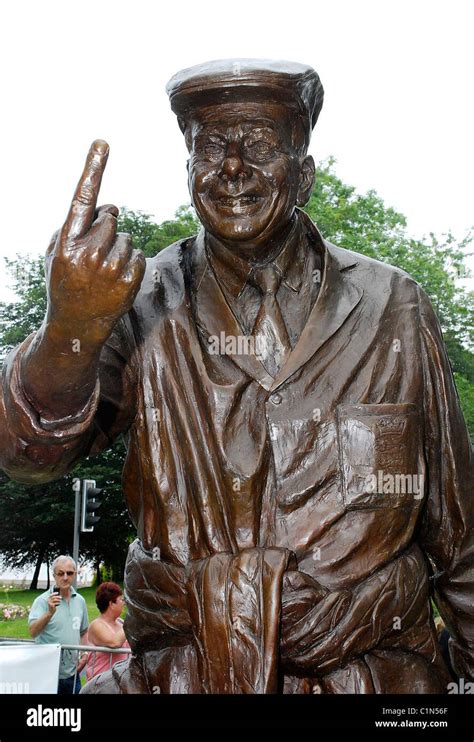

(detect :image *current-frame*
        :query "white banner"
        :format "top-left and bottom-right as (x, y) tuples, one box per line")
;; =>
(0, 643), (61, 694)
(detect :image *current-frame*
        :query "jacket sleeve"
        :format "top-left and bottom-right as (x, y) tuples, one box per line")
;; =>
(417, 284), (474, 680)
(0, 314), (137, 485)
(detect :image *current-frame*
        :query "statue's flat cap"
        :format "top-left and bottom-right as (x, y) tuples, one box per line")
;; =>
(166, 58), (324, 133)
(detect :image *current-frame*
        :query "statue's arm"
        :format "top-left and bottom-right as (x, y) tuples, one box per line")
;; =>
(0, 315), (136, 484)
(417, 284), (474, 680)
(0, 140), (144, 484)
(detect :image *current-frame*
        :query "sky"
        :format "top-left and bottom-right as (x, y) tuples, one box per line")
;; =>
(0, 0), (473, 301)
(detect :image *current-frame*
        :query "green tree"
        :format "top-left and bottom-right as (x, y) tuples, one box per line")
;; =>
(454, 373), (474, 441)
(0, 440), (132, 588)
(0, 470), (74, 590)
(117, 205), (199, 257)
(0, 256), (46, 360)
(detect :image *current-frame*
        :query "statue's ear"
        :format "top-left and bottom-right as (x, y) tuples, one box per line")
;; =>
(296, 156), (315, 207)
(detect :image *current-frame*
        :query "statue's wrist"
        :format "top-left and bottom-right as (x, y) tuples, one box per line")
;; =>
(41, 313), (113, 355)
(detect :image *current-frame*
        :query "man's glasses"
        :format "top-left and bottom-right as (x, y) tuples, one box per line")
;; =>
(55, 570), (75, 577)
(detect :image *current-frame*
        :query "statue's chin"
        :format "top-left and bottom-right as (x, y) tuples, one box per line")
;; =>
(205, 216), (294, 254)
(194, 195), (280, 244)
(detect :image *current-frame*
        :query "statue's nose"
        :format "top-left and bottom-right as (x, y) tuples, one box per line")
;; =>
(220, 144), (251, 181)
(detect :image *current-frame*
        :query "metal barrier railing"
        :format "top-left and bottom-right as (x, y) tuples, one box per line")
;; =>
(0, 640), (131, 693)
(60, 643), (132, 693)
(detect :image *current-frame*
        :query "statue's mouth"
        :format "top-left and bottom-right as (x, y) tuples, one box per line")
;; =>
(216, 194), (263, 209)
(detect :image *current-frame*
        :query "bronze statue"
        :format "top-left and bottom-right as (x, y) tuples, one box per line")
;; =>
(0, 59), (472, 694)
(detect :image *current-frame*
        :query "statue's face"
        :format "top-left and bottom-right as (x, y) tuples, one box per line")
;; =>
(187, 101), (310, 250)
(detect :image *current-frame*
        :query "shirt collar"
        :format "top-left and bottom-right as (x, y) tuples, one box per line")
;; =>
(206, 212), (306, 299)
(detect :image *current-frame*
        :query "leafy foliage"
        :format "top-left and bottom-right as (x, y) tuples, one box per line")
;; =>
(0, 257), (47, 360)
(117, 205), (199, 257)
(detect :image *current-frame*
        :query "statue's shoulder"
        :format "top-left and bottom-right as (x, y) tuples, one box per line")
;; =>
(134, 235), (199, 316)
(301, 210), (419, 292)
(325, 239), (419, 291)
(140, 235), (198, 284)
(146, 235), (197, 270)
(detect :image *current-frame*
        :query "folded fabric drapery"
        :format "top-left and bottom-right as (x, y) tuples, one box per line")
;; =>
(80, 539), (448, 694)
(280, 543), (442, 675)
(186, 548), (293, 693)
(121, 541), (293, 693)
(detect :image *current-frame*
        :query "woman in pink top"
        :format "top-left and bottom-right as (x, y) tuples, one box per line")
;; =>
(86, 582), (130, 681)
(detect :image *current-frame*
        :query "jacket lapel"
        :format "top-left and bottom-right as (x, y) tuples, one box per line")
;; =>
(269, 233), (363, 391)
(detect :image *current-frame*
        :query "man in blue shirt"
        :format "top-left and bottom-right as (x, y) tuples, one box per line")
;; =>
(28, 556), (89, 694)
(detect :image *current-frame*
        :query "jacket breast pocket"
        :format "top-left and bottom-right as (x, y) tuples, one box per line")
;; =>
(336, 403), (425, 509)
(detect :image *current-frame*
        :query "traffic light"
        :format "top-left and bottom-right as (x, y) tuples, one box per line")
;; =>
(81, 479), (103, 532)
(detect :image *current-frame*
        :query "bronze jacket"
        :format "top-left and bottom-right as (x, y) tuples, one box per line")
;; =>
(1, 210), (472, 694)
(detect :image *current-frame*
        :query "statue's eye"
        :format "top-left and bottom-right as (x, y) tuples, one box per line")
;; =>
(203, 142), (225, 160)
(245, 140), (274, 159)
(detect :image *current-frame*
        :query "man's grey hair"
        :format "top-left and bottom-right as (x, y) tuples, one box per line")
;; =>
(52, 555), (76, 573)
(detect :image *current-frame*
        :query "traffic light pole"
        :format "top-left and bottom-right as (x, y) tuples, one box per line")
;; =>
(70, 478), (102, 587)
(72, 482), (81, 589)
(81, 480), (103, 531)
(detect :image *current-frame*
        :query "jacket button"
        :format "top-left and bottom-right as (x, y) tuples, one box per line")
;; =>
(270, 393), (282, 405)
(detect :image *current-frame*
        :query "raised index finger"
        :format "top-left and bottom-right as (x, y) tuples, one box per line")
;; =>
(63, 139), (110, 242)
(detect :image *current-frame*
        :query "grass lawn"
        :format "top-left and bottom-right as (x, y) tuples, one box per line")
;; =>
(0, 586), (115, 640)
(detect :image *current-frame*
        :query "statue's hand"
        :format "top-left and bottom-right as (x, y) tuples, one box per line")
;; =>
(44, 140), (145, 346)
(281, 569), (329, 627)
(280, 569), (352, 673)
